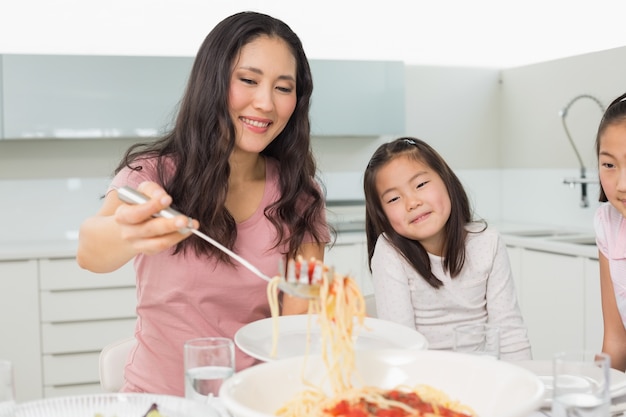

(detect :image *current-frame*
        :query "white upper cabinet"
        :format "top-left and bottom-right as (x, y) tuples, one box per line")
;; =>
(0, 55), (404, 139)
(0, 54), (193, 139)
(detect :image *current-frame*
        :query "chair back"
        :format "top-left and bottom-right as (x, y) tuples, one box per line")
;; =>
(99, 337), (135, 392)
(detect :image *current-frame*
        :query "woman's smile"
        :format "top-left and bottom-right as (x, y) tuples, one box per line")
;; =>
(239, 116), (272, 132)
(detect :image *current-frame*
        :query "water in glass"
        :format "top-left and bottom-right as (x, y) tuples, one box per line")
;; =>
(184, 365), (234, 402)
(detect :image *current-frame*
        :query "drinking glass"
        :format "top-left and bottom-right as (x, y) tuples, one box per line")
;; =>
(0, 360), (15, 415)
(184, 337), (235, 403)
(453, 323), (500, 359)
(551, 350), (610, 417)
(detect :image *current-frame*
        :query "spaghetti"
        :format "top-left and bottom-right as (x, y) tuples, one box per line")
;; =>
(268, 258), (475, 417)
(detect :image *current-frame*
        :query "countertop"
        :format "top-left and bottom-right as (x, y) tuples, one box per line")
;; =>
(0, 203), (368, 261)
(0, 221), (598, 262)
(498, 224), (598, 259)
(0, 239), (79, 261)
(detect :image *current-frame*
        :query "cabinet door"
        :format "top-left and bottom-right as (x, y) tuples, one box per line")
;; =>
(309, 60), (405, 136)
(325, 233), (372, 296)
(0, 260), (43, 401)
(1, 55), (404, 139)
(1, 54), (193, 139)
(520, 249), (585, 360)
(38, 257), (136, 397)
(584, 258), (603, 352)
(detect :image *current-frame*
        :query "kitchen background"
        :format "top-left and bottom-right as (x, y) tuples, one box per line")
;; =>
(2, 0), (626, 241)
(2, 0), (626, 402)
(1, 47), (624, 242)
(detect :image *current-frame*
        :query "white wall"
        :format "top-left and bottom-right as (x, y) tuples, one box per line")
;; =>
(402, 65), (501, 169)
(494, 46), (626, 230)
(2, 0), (626, 68)
(500, 45), (626, 169)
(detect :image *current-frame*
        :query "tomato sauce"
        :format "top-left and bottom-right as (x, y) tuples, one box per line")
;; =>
(324, 390), (473, 417)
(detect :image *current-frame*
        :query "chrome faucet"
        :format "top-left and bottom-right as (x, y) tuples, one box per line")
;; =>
(559, 94), (605, 208)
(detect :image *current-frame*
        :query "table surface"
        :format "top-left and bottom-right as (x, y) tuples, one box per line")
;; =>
(527, 393), (626, 416)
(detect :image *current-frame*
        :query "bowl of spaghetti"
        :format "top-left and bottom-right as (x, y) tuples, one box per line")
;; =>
(234, 266), (544, 417)
(220, 348), (545, 417)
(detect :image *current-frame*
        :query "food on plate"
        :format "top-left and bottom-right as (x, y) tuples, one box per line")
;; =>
(320, 385), (475, 417)
(268, 258), (475, 417)
(94, 402), (166, 417)
(143, 403), (165, 417)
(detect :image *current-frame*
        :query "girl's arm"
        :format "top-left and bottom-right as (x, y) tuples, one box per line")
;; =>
(281, 241), (326, 315)
(370, 237), (416, 330)
(76, 182), (195, 273)
(485, 234), (532, 360)
(599, 252), (626, 371)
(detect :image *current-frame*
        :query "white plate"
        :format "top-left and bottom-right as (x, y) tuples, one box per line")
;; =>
(513, 360), (626, 407)
(5, 393), (220, 417)
(235, 314), (428, 362)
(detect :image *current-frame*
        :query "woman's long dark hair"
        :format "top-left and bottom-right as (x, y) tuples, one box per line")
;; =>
(596, 92), (626, 202)
(115, 11), (325, 261)
(364, 137), (480, 289)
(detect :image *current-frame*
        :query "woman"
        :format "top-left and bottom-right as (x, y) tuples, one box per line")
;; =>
(77, 11), (330, 395)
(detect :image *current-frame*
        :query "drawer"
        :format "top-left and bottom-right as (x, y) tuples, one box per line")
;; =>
(41, 318), (136, 354)
(44, 383), (103, 398)
(42, 351), (100, 385)
(39, 258), (135, 290)
(40, 287), (136, 322)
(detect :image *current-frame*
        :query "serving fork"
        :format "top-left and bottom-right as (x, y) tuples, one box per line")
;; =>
(115, 185), (323, 299)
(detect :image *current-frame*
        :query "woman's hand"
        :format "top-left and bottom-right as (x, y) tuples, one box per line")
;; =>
(114, 181), (199, 256)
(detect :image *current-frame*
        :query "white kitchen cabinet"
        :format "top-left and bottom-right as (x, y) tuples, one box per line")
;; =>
(0, 259), (42, 402)
(38, 258), (136, 397)
(0, 55), (405, 139)
(0, 256), (137, 401)
(584, 258), (603, 353)
(0, 54), (193, 139)
(324, 232), (373, 296)
(507, 244), (604, 361)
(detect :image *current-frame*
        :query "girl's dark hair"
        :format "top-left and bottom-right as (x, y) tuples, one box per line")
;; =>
(115, 11), (325, 261)
(596, 92), (626, 202)
(364, 137), (481, 289)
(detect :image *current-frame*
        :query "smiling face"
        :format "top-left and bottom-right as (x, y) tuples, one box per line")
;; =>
(599, 122), (626, 218)
(376, 154), (452, 255)
(228, 35), (297, 155)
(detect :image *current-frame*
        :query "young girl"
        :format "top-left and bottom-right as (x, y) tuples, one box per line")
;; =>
(594, 92), (626, 371)
(363, 137), (531, 360)
(76, 11), (330, 395)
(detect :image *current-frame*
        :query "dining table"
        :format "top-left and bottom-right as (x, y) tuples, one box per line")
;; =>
(526, 393), (626, 416)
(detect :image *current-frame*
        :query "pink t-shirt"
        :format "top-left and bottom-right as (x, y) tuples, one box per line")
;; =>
(109, 156), (328, 395)
(594, 202), (626, 324)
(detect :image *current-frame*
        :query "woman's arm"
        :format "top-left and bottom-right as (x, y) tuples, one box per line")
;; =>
(599, 252), (626, 371)
(76, 182), (195, 273)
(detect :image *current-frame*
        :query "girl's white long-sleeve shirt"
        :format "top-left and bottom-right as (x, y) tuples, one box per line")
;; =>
(594, 202), (626, 324)
(371, 224), (532, 361)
